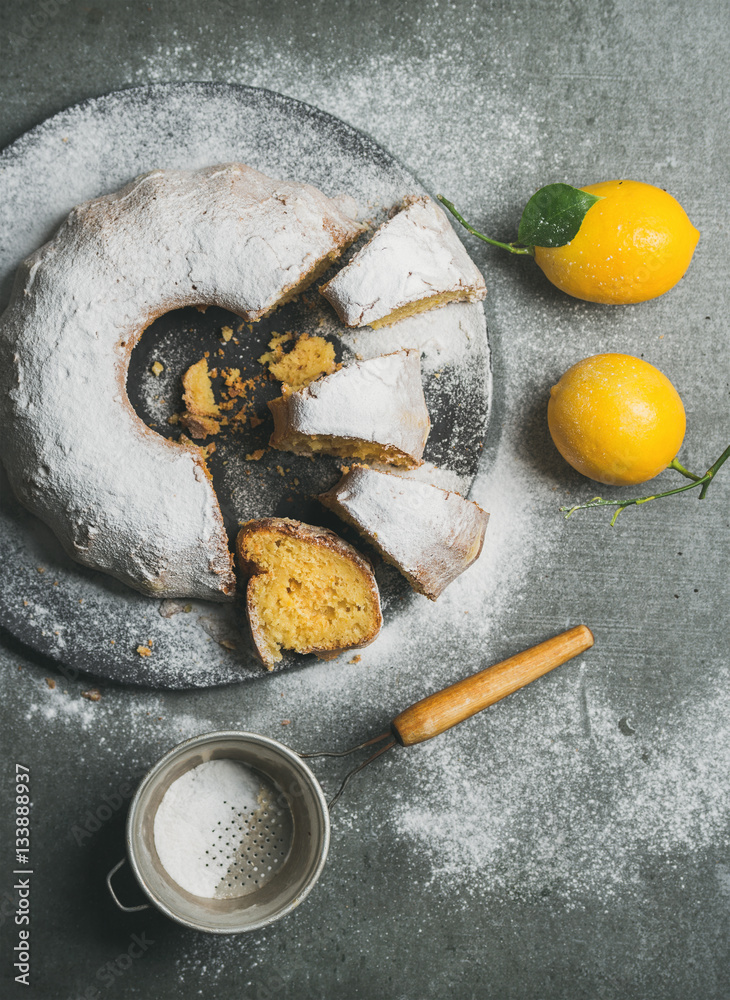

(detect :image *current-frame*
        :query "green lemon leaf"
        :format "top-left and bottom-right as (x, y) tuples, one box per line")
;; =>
(517, 183), (602, 249)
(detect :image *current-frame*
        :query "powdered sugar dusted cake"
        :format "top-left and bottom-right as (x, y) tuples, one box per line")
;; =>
(0, 164), (364, 600)
(319, 195), (487, 329)
(268, 349), (431, 468)
(320, 465), (489, 600)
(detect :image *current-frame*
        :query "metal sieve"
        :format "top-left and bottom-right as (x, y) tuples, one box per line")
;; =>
(107, 626), (593, 933)
(107, 732), (329, 933)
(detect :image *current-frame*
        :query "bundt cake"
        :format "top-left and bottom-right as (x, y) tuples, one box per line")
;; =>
(319, 465), (489, 600)
(236, 518), (382, 669)
(319, 195), (487, 329)
(268, 349), (430, 468)
(0, 164), (363, 599)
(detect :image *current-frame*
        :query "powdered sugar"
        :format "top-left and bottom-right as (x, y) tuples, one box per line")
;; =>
(393, 658), (730, 904)
(153, 759), (269, 898)
(320, 464), (489, 599)
(340, 297), (487, 375)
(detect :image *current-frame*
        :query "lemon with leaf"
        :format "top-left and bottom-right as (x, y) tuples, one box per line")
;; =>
(439, 179), (699, 304)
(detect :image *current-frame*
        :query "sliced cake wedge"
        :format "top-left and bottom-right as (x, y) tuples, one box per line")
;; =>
(319, 195), (486, 329)
(320, 465), (489, 600)
(236, 518), (382, 670)
(268, 349), (430, 468)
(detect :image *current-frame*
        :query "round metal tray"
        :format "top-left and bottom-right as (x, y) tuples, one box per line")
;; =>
(0, 83), (490, 688)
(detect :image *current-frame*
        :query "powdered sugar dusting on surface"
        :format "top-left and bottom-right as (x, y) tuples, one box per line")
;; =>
(393, 659), (730, 903)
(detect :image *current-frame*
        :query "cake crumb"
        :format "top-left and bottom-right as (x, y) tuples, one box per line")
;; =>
(264, 332), (337, 391)
(45, 677), (56, 689)
(246, 449), (266, 461)
(150, 361), (164, 377)
(349, 655), (362, 664)
(136, 645), (152, 658)
(181, 413), (221, 439)
(181, 358), (222, 438)
(81, 688), (101, 702)
(221, 326), (233, 342)
(281, 720), (291, 726)
(258, 331), (293, 365)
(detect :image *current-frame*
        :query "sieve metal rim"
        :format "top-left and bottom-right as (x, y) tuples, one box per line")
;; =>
(124, 730), (331, 933)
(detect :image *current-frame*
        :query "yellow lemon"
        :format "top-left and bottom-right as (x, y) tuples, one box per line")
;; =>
(534, 180), (699, 304)
(548, 353), (686, 485)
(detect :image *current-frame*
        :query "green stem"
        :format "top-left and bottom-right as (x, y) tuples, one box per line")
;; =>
(700, 441), (730, 497)
(560, 443), (730, 525)
(668, 457), (702, 481)
(437, 196), (534, 256)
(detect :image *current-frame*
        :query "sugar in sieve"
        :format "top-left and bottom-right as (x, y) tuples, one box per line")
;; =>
(107, 625), (593, 933)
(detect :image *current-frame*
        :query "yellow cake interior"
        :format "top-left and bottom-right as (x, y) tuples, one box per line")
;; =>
(182, 357), (220, 417)
(261, 332), (337, 392)
(369, 288), (474, 329)
(181, 357), (222, 437)
(241, 530), (378, 664)
(272, 428), (417, 468)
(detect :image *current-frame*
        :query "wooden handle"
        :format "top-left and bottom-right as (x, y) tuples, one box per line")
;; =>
(391, 625), (594, 747)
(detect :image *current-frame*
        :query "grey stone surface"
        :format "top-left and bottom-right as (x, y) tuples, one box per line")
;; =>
(1, 2), (728, 999)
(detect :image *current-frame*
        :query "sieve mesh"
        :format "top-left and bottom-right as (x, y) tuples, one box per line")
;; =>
(152, 758), (295, 900)
(208, 778), (294, 900)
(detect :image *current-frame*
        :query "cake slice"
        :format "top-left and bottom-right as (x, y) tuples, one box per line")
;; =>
(319, 465), (489, 600)
(268, 349), (430, 468)
(236, 518), (382, 669)
(319, 195), (487, 329)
